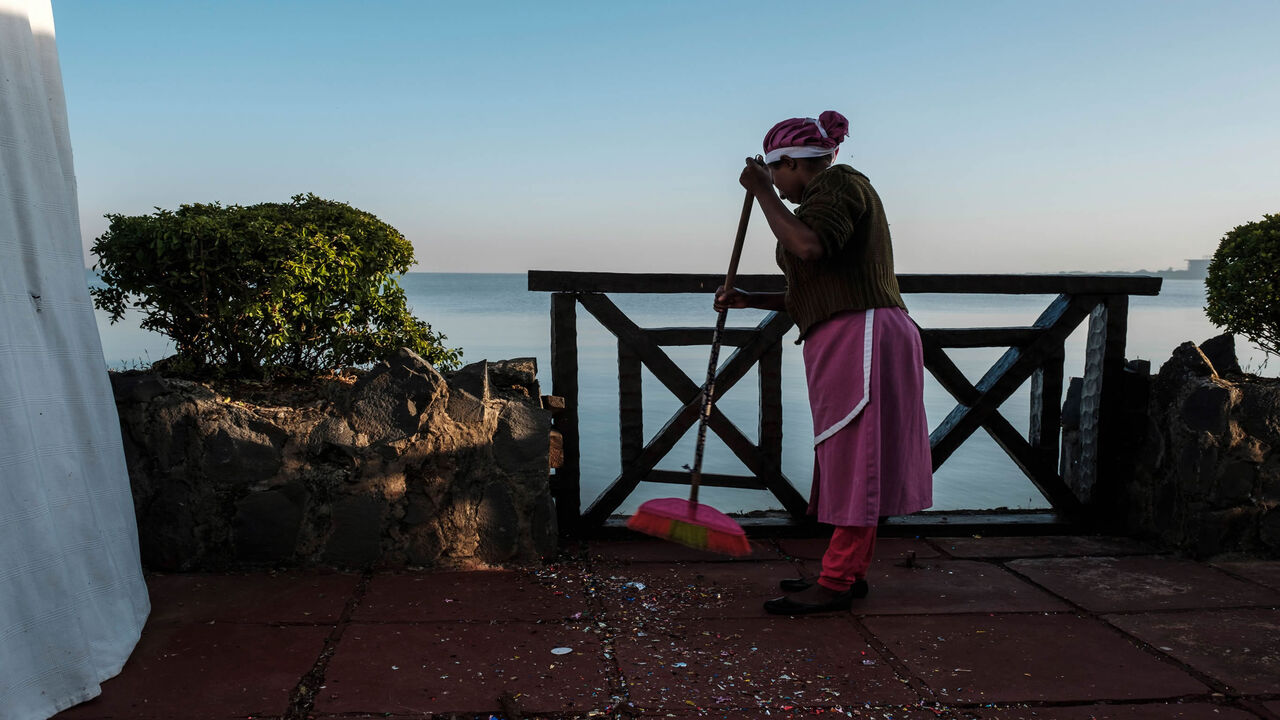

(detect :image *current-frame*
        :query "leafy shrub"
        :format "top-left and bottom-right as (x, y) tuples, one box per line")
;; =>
(92, 193), (461, 377)
(1204, 213), (1280, 359)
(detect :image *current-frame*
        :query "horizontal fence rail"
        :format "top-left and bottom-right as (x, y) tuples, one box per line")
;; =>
(529, 271), (1163, 296)
(529, 271), (1162, 534)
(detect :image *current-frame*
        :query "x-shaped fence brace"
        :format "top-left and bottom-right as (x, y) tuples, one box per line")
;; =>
(574, 292), (808, 526)
(554, 287), (1125, 527)
(920, 293), (1105, 513)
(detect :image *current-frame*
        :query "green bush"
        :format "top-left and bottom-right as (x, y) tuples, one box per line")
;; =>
(92, 193), (461, 377)
(1204, 213), (1280, 359)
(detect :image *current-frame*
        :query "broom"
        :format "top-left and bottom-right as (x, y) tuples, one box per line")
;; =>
(626, 189), (755, 557)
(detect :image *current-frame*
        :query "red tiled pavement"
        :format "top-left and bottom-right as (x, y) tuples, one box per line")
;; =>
(1213, 560), (1280, 592)
(144, 570), (359, 624)
(52, 535), (1280, 720)
(863, 613), (1207, 704)
(954, 702), (1263, 719)
(629, 705), (940, 718)
(315, 621), (611, 715)
(778, 536), (941, 561)
(938, 535), (1158, 559)
(353, 569), (592, 622)
(1006, 556), (1280, 612)
(593, 560), (806, 619)
(1106, 608), (1280, 695)
(56, 622), (330, 719)
(846, 559), (1071, 615)
(589, 538), (781, 564)
(614, 616), (917, 711)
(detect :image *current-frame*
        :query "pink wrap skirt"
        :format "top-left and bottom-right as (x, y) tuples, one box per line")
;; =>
(803, 307), (933, 527)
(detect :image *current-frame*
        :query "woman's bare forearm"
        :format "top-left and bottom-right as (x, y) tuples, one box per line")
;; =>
(744, 291), (786, 311)
(754, 191), (824, 261)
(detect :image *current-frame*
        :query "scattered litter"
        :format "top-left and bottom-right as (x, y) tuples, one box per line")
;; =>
(551, 647), (573, 655)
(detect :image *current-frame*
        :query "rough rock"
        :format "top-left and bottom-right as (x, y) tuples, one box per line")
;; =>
(1116, 335), (1279, 558)
(489, 357), (540, 400)
(1200, 333), (1243, 376)
(111, 350), (557, 571)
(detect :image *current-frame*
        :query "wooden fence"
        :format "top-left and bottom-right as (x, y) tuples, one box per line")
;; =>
(528, 271), (1162, 534)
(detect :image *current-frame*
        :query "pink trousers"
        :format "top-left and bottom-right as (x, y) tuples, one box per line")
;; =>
(816, 525), (878, 592)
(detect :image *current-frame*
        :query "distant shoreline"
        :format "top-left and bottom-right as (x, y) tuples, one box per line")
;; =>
(85, 269), (1210, 280)
(1067, 269), (1206, 280)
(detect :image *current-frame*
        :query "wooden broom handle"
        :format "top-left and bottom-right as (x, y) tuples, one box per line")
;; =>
(689, 189), (755, 507)
(722, 189), (754, 292)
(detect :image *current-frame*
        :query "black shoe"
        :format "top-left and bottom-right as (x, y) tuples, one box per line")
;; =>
(779, 577), (870, 597)
(779, 577), (814, 592)
(763, 588), (854, 615)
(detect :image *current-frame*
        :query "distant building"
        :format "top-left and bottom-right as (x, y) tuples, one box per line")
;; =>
(1156, 258), (1210, 280)
(1065, 258), (1210, 279)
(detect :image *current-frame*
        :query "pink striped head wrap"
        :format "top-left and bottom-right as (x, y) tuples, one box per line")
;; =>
(762, 110), (849, 164)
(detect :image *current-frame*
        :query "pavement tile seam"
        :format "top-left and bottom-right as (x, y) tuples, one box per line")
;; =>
(1240, 698), (1280, 720)
(868, 612), (1223, 706)
(923, 697), (1269, 719)
(789, 555), (1072, 617)
(1095, 603), (1280, 618)
(1113, 604), (1262, 701)
(1004, 556), (1280, 615)
(993, 557), (1102, 616)
(853, 609), (1109, 705)
(284, 570), (375, 720)
(1255, 701), (1280, 720)
(1211, 563), (1280, 596)
(1197, 562), (1280, 604)
(927, 534), (1168, 556)
(571, 558), (636, 714)
(840, 613), (935, 704)
(1101, 608), (1280, 698)
(1085, 609), (1241, 699)
(859, 573), (1270, 710)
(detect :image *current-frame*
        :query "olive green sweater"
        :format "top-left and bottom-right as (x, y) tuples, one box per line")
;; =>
(775, 165), (906, 338)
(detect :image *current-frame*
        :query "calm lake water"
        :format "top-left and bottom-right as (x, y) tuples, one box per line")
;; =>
(92, 273), (1272, 515)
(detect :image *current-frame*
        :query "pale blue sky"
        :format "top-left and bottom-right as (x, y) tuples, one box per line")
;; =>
(53, 0), (1280, 274)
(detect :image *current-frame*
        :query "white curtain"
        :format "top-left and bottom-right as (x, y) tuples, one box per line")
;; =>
(0, 1), (150, 718)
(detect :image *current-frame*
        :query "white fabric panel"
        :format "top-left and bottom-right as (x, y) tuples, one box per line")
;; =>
(0, 1), (150, 718)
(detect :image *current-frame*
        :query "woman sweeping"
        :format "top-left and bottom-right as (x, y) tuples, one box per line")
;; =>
(716, 111), (933, 615)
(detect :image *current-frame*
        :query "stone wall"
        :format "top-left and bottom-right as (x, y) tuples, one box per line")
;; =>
(111, 350), (557, 571)
(1117, 335), (1280, 558)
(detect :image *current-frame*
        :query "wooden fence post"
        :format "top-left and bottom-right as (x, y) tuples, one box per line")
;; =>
(1095, 294), (1130, 514)
(758, 339), (784, 495)
(619, 341), (643, 472)
(550, 292), (581, 535)
(1078, 294), (1129, 506)
(1029, 346), (1065, 490)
